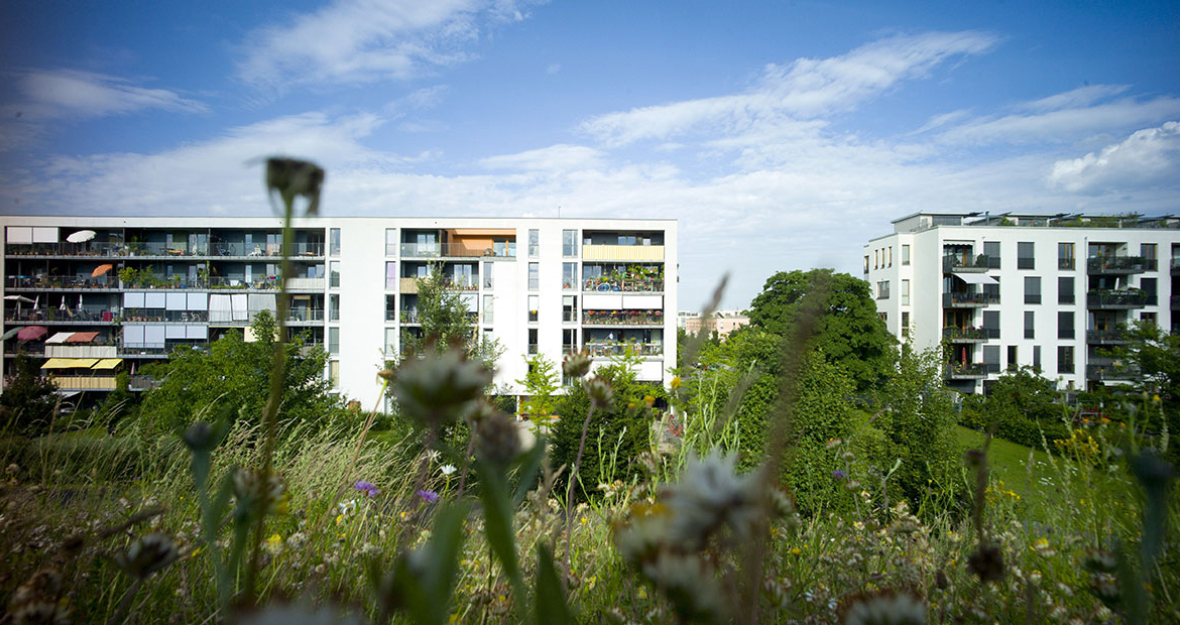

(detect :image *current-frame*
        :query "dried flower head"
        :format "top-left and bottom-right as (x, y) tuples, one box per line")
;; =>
(840, 589), (927, 625)
(181, 421), (221, 452)
(661, 449), (765, 549)
(395, 347), (491, 427)
(562, 350), (593, 379)
(475, 410), (522, 468)
(583, 376), (614, 410)
(232, 468), (288, 516)
(265, 158), (325, 216)
(377, 369), (396, 382)
(115, 533), (179, 579)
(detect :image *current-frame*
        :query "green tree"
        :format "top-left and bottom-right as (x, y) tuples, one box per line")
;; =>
(960, 366), (1068, 449)
(1110, 322), (1180, 463)
(400, 263), (502, 370)
(747, 269), (895, 391)
(0, 353), (59, 435)
(516, 354), (560, 425)
(137, 310), (338, 431)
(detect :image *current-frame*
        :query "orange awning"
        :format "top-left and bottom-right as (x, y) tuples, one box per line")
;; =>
(448, 229), (515, 236)
(66, 332), (100, 343)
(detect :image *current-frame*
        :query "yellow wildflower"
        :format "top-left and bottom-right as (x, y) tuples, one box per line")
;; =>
(643, 395), (656, 407)
(670, 376), (681, 390)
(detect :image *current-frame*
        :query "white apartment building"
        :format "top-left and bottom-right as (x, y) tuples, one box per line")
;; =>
(0, 216), (677, 406)
(864, 212), (1179, 393)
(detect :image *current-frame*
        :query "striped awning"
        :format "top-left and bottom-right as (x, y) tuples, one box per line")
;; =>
(45, 332), (75, 344)
(67, 331), (100, 343)
(91, 358), (123, 370)
(41, 358), (99, 369)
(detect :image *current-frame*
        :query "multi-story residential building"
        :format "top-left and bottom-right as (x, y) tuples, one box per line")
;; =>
(864, 212), (1179, 393)
(0, 217), (676, 406)
(682, 309), (750, 340)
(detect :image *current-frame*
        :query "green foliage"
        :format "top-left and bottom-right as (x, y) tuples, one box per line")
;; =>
(747, 269), (895, 391)
(516, 354), (559, 424)
(0, 353), (59, 435)
(137, 310), (339, 432)
(403, 264), (503, 370)
(782, 352), (857, 515)
(1109, 322), (1180, 464)
(960, 366), (1070, 450)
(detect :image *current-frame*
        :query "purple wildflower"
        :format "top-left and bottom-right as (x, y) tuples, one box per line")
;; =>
(832, 470), (847, 481)
(416, 489), (439, 504)
(354, 480), (380, 497)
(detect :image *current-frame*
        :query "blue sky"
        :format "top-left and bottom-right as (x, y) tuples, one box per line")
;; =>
(2, 1), (1178, 309)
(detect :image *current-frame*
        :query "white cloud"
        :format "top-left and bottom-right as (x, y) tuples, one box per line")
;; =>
(478, 144), (604, 171)
(1049, 121), (1180, 193)
(9, 69), (208, 119)
(236, 0), (538, 90)
(580, 31), (997, 147)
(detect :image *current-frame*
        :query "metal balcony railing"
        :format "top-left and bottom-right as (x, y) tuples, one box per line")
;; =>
(400, 242), (515, 258)
(1086, 329), (1132, 344)
(7, 276), (118, 290)
(5, 308), (117, 323)
(583, 342), (664, 357)
(942, 255), (991, 272)
(1087, 256), (1146, 274)
(942, 292), (1000, 307)
(1087, 290), (1149, 308)
(942, 327), (990, 341)
(582, 279), (664, 293)
(944, 363), (988, 379)
(582, 310), (665, 325)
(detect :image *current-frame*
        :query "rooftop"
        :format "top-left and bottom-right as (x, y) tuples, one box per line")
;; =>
(891, 211), (1179, 234)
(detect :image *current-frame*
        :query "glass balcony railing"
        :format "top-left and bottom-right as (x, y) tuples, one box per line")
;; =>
(5, 308), (117, 323)
(1085, 329), (1131, 344)
(942, 255), (992, 272)
(400, 242), (515, 258)
(8, 276), (118, 290)
(944, 363), (988, 379)
(1087, 290), (1150, 308)
(942, 292), (1000, 307)
(1087, 256), (1146, 274)
(942, 327), (991, 341)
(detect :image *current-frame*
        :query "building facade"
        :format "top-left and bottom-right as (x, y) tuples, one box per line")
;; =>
(0, 217), (677, 405)
(864, 212), (1179, 393)
(681, 309), (750, 340)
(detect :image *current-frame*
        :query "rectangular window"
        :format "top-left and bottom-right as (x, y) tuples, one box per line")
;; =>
(1007, 345), (1018, 370)
(1142, 243), (1158, 270)
(1017, 242), (1035, 269)
(563, 295), (576, 322)
(984, 241), (1001, 268)
(528, 229), (539, 258)
(529, 262), (539, 291)
(1141, 312), (1157, 326)
(386, 295), (398, 321)
(483, 262), (494, 289)
(874, 250), (879, 269)
(1057, 346), (1074, 374)
(863, 255), (870, 274)
(329, 361), (340, 388)
(328, 327), (340, 355)
(384, 328), (397, 357)
(1024, 276), (1041, 304)
(888, 246), (893, 267)
(563, 329), (577, 355)
(876, 280), (890, 299)
(1058, 276), (1075, 305)
(563, 230), (577, 257)
(1033, 345), (1041, 371)
(901, 279), (910, 306)
(329, 261), (340, 288)
(1140, 277), (1157, 305)
(983, 310), (1000, 339)
(330, 229), (341, 256)
(901, 245), (910, 266)
(983, 345), (1000, 373)
(878, 312), (887, 322)
(1058, 242), (1075, 270)
(483, 294), (493, 324)
(1058, 311), (1074, 339)
(901, 311), (910, 337)
(385, 229), (397, 256)
(528, 328), (538, 355)
(385, 262), (397, 290)
(563, 263), (577, 290)
(329, 294), (339, 322)
(1024, 311), (1035, 339)
(528, 295), (539, 322)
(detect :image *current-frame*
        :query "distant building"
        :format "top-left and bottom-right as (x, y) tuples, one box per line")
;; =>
(681, 309), (749, 340)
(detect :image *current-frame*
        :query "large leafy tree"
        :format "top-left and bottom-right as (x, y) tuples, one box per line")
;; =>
(748, 269), (895, 391)
(137, 310), (338, 431)
(0, 353), (59, 435)
(1110, 322), (1180, 463)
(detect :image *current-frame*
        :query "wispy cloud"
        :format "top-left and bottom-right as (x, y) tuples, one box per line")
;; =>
(579, 31), (997, 147)
(236, 0), (538, 91)
(1049, 121), (1180, 193)
(478, 144), (604, 171)
(7, 69), (208, 120)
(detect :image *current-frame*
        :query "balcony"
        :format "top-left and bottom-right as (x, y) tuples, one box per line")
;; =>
(48, 375), (118, 391)
(206, 277), (323, 291)
(582, 245), (665, 262)
(119, 311), (209, 323)
(1172, 258), (1180, 276)
(583, 342), (664, 358)
(4, 241), (325, 259)
(400, 310), (420, 324)
(942, 255), (992, 273)
(287, 309), (324, 325)
(942, 292), (999, 307)
(399, 242), (515, 259)
(944, 363), (988, 379)
(942, 327), (991, 342)
(5, 308), (117, 324)
(8, 276), (118, 291)
(1087, 290), (1149, 309)
(1086, 329), (1133, 345)
(582, 310), (665, 326)
(582, 278), (664, 293)
(1087, 256), (1146, 275)
(206, 242), (323, 258)
(1086, 360), (1138, 381)
(400, 277), (419, 294)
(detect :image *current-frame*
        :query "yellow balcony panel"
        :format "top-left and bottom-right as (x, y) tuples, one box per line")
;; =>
(49, 376), (117, 390)
(400, 277), (419, 294)
(582, 245), (665, 262)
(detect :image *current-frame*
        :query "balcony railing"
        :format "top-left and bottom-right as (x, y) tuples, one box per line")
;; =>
(1086, 329), (1132, 344)
(401, 311), (420, 324)
(1087, 256), (1146, 274)
(400, 242), (515, 258)
(5, 308), (117, 323)
(942, 327), (990, 342)
(288, 309), (324, 323)
(8, 276), (118, 290)
(121, 277), (210, 290)
(48, 375), (118, 390)
(1086, 363), (1139, 381)
(120, 310), (209, 323)
(6, 241), (324, 258)
(1087, 290), (1149, 309)
(582, 245), (665, 262)
(582, 279), (664, 293)
(1059, 257), (1076, 270)
(942, 292), (999, 307)
(942, 255), (991, 272)
(944, 363), (988, 379)
(582, 310), (665, 326)
(583, 342), (664, 358)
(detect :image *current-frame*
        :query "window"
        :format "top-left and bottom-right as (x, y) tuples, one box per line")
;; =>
(563, 263), (577, 290)
(874, 249), (879, 269)
(528, 229), (539, 258)
(983, 310), (1000, 339)
(901, 311), (910, 337)
(1024, 311), (1035, 339)
(876, 280), (890, 299)
(329, 261), (340, 288)
(888, 246), (893, 267)
(1017, 242), (1035, 269)
(330, 229), (341, 256)
(384, 328), (397, 357)
(528, 328), (538, 355)
(877, 312), (887, 322)
(529, 262), (539, 290)
(563, 329), (576, 354)
(563, 295), (576, 323)
(1024, 276), (1041, 304)
(1142, 243), (1158, 270)
(1140, 277), (1157, 305)
(901, 279), (910, 306)
(901, 245), (910, 266)
(563, 230), (577, 257)
(1141, 311), (1157, 326)
(385, 295), (397, 321)
(385, 229), (397, 256)
(385, 262), (397, 290)
(329, 294), (339, 322)
(328, 327), (340, 355)
(1007, 345), (1018, 370)
(483, 262), (494, 289)
(1058, 242), (1075, 270)
(863, 255), (870, 274)
(984, 241), (1001, 268)
(983, 345), (1000, 373)
(329, 361), (340, 388)
(1058, 277), (1074, 305)
(483, 294), (494, 324)
(1033, 345), (1041, 371)
(1057, 346), (1074, 374)
(1058, 311), (1074, 339)
(528, 295), (539, 322)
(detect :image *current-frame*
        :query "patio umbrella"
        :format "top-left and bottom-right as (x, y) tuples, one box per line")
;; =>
(17, 326), (47, 341)
(1, 327), (23, 341)
(92, 264), (113, 277)
(3, 294), (34, 304)
(67, 230), (96, 243)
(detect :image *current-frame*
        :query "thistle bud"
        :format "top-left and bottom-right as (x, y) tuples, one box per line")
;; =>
(474, 410), (521, 468)
(395, 347), (491, 427)
(265, 158), (325, 216)
(115, 533), (179, 579)
(562, 350), (592, 379)
(583, 376), (614, 410)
